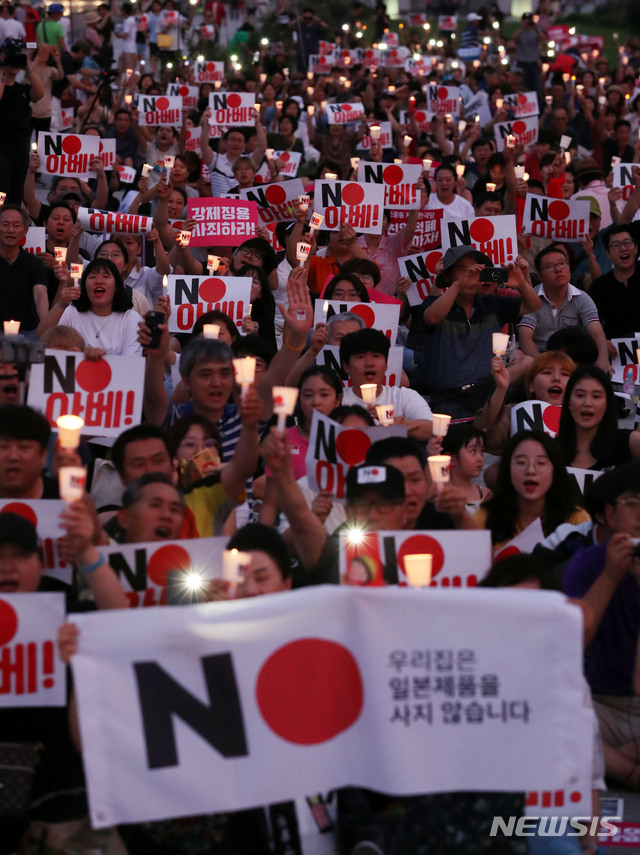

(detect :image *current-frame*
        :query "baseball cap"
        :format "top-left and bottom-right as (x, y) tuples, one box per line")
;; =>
(49, 3), (64, 12)
(346, 464), (405, 504)
(0, 513), (39, 552)
(434, 245), (493, 289)
(467, 12), (482, 21)
(575, 195), (601, 218)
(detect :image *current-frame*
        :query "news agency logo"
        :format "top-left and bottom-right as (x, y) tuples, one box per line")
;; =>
(489, 816), (620, 838)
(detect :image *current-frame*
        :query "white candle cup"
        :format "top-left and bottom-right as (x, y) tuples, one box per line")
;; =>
(222, 548), (250, 594)
(297, 194), (310, 211)
(296, 242), (311, 265)
(207, 254), (220, 273)
(360, 384), (378, 404)
(58, 465), (87, 503)
(70, 263), (83, 280)
(0, 192), (6, 206)
(404, 553), (433, 588)
(506, 134), (516, 148)
(486, 182), (496, 192)
(266, 148), (275, 160)
(514, 165), (525, 179)
(427, 455), (451, 491)
(276, 100), (283, 111)
(31, 141), (38, 152)
(403, 134), (412, 147)
(272, 386), (299, 433)
(233, 356), (256, 397)
(458, 120), (466, 132)
(492, 332), (510, 355)
(142, 163), (153, 178)
(56, 414), (84, 449)
(325, 172), (338, 179)
(309, 212), (324, 232)
(564, 151), (571, 164)
(54, 246), (67, 262)
(545, 95), (553, 106)
(495, 97), (504, 109)
(350, 157), (360, 170)
(456, 164), (465, 177)
(202, 324), (220, 340)
(370, 124), (381, 140)
(307, 105), (315, 117)
(3, 320), (20, 335)
(432, 413), (451, 437)
(560, 134), (572, 150)
(422, 158), (432, 172)
(612, 156), (621, 166)
(124, 94), (133, 105)
(376, 404), (395, 426)
(178, 230), (192, 247)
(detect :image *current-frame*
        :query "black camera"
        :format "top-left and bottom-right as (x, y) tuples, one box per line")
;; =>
(632, 538), (640, 558)
(479, 267), (509, 284)
(0, 38), (27, 70)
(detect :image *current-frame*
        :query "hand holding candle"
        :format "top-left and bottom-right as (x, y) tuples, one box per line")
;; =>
(272, 386), (299, 433)
(427, 455), (451, 492)
(233, 356), (256, 399)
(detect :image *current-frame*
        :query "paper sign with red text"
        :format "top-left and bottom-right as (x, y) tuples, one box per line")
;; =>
(388, 209), (443, 250)
(611, 163), (640, 201)
(357, 162), (423, 210)
(315, 345), (403, 389)
(378, 46), (409, 68)
(98, 138), (116, 171)
(273, 150), (301, 177)
(240, 179), (306, 224)
(314, 181), (385, 235)
(27, 351), (144, 438)
(357, 121), (394, 150)
(194, 60), (224, 82)
(0, 499), (69, 585)
(118, 165), (137, 184)
(136, 95), (182, 127)
(494, 518), (545, 561)
(167, 275), (252, 332)
(0, 593), (66, 707)
(184, 125), (202, 154)
(503, 92), (540, 119)
(78, 207), (153, 235)
(166, 83), (199, 109)
(440, 215), (518, 265)
(438, 14), (458, 30)
(313, 299), (400, 345)
(187, 198), (258, 245)
(60, 107), (74, 129)
(611, 337), (640, 384)
(326, 101), (366, 125)
(493, 117), (538, 152)
(307, 53), (337, 75)
(400, 108), (434, 134)
(37, 132), (100, 180)
(426, 84), (460, 116)
(207, 92), (256, 127)
(21, 226), (46, 255)
(397, 250), (444, 305)
(404, 56), (434, 74)
(510, 400), (563, 438)
(521, 195), (589, 242)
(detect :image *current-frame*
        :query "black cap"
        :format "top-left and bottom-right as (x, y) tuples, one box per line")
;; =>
(346, 464), (405, 504)
(0, 513), (39, 552)
(434, 245), (493, 289)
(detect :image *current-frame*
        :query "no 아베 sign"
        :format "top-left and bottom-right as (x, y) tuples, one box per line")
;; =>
(314, 181), (385, 235)
(167, 276), (252, 332)
(207, 91), (256, 127)
(357, 162), (423, 210)
(137, 96), (182, 127)
(521, 195), (589, 242)
(37, 132), (100, 180)
(441, 215), (518, 266)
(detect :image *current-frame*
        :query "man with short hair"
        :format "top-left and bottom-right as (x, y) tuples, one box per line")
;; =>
(326, 311), (365, 345)
(0, 404), (56, 498)
(0, 205), (48, 334)
(200, 122), (267, 197)
(36, 2), (66, 50)
(590, 225), (640, 341)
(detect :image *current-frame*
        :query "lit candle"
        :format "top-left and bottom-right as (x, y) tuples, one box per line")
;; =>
(178, 230), (191, 247)
(325, 172), (338, 179)
(375, 404), (394, 425)
(403, 554), (433, 587)
(403, 134), (412, 147)
(3, 320), (20, 335)
(125, 94), (133, 105)
(307, 105), (315, 117)
(458, 120), (466, 133)
(505, 134), (516, 148)
(350, 156), (360, 170)
(207, 254), (220, 274)
(422, 158), (432, 173)
(486, 182), (496, 192)
(31, 141), (38, 152)
(58, 466), (87, 503)
(297, 194), (310, 211)
(70, 263), (83, 280)
(56, 415), (84, 449)
(202, 324), (220, 339)
(142, 163), (153, 178)
(431, 413), (451, 436)
(309, 212), (324, 232)
(232, 356), (256, 399)
(514, 165), (525, 179)
(427, 455), (451, 492)
(272, 386), (299, 432)
(456, 164), (465, 178)
(360, 384), (377, 403)
(162, 274), (169, 292)
(296, 242), (311, 266)
(0, 192), (6, 207)
(54, 246), (67, 262)
(369, 123), (381, 140)
(222, 548), (250, 594)
(492, 332), (509, 354)
(321, 299), (329, 322)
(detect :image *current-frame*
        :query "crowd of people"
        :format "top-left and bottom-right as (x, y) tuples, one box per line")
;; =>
(2, 0), (640, 852)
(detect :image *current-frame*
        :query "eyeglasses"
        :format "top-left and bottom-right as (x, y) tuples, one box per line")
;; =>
(617, 497), (640, 512)
(608, 239), (636, 251)
(511, 457), (552, 472)
(540, 260), (569, 272)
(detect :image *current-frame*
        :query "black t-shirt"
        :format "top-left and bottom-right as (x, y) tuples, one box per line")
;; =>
(0, 82), (32, 151)
(0, 248), (48, 331)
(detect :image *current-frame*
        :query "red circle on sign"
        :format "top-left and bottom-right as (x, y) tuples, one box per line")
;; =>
(494, 545), (521, 562)
(0, 599), (18, 646)
(365, 49), (373, 58)
(389, 50), (397, 58)
(75, 359), (111, 393)
(350, 304), (376, 327)
(318, 56), (327, 65)
(414, 110), (427, 122)
(383, 164), (404, 186)
(335, 429), (372, 465)
(61, 135), (82, 155)
(517, 93), (527, 104)
(341, 183), (365, 206)
(548, 200), (570, 220)
(0, 503), (38, 527)
(570, 791), (582, 804)
(146, 544), (191, 587)
(198, 278), (226, 303)
(227, 92), (241, 107)
(542, 405), (562, 434)
(206, 61), (215, 71)
(265, 184), (287, 205)
(437, 86), (449, 99)
(397, 535), (445, 580)
(341, 103), (352, 112)
(279, 151), (290, 162)
(179, 85), (189, 96)
(256, 638), (363, 744)
(155, 96), (170, 110)
(469, 218), (495, 243)
(425, 250), (443, 274)
(512, 120), (526, 135)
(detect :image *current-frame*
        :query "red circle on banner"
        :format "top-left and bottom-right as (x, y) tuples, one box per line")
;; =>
(341, 183), (365, 206)
(198, 278), (226, 302)
(437, 86), (449, 99)
(389, 50), (397, 58)
(279, 151), (290, 162)
(494, 545), (521, 561)
(75, 359), (111, 393)
(425, 250), (443, 273)
(397, 534), (445, 580)
(414, 110), (427, 122)
(265, 184), (287, 204)
(256, 638), (363, 744)
(0, 599), (18, 646)
(517, 93), (527, 104)
(335, 429), (371, 465)
(542, 405), (562, 434)
(350, 304), (376, 327)
(146, 544), (191, 587)
(227, 92), (241, 108)
(469, 218), (495, 243)
(512, 120), (527, 135)
(179, 85), (189, 96)
(342, 50), (349, 57)
(341, 103), (352, 112)
(570, 791), (582, 804)
(548, 200), (570, 220)
(155, 96), (170, 110)
(206, 61), (215, 71)
(365, 50), (373, 58)
(318, 56), (327, 65)
(383, 164), (404, 185)
(61, 136), (82, 155)
(0, 503), (38, 527)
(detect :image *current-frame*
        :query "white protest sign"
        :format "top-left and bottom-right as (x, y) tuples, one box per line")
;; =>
(27, 351), (145, 438)
(207, 92), (256, 127)
(98, 138), (116, 171)
(183, 125), (202, 154)
(326, 101), (366, 125)
(357, 121), (393, 150)
(0, 499), (69, 584)
(60, 107), (74, 129)
(567, 467), (602, 497)
(493, 517), (545, 560)
(493, 117), (538, 153)
(307, 53), (336, 75)
(503, 92), (540, 119)
(611, 337), (640, 383)
(510, 400), (562, 438)
(389, 209), (443, 251)
(611, 162), (640, 201)
(167, 275), (252, 332)
(400, 108), (433, 134)
(398, 250), (444, 306)
(273, 150), (301, 177)
(166, 82), (199, 108)
(357, 162), (423, 210)
(77, 207), (153, 235)
(187, 198), (258, 245)
(438, 14), (458, 30)
(313, 299), (400, 346)
(21, 226), (46, 255)
(37, 132), (100, 180)
(71, 585), (591, 829)
(440, 215), (518, 266)
(240, 179), (306, 225)
(404, 56), (434, 74)
(426, 84), (461, 117)
(0, 593), (66, 707)
(136, 95), (182, 127)
(315, 345), (403, 389)
(314, 180), (385, 235)
(521, 195), (589, 242)
(339, 529), (492, 587)
(118, 165), (137, 184)
(194, 60), (224, 82)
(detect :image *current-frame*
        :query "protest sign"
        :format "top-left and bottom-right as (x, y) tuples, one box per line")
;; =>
(194, 60), (224, 82)
(326, 102), (366, 125)
(166, 275), (252, 332)
(404, 56), (434, 74)
(273, 150), (301, 177)
(313, 299), (400, 345)
(307, 54), (336, 75)
(21, 226), (46, 255)
(136, 95), (182, 127)
(378, 46), (409, 68)
(71, 585), (591, 829)
(521, 195), (589, 242)
(611, 337), (640, 383)
(315, 345), (403, 389)
(166, 82), (199, 108)
(314, 181), (385, 235)
(510, 400), (562, 438)
(60, 107), (74, 129)
(397, 250), (444, 305)
(98, 138), (116, 171)
(494, 518), (545, 561)
(0, 499), (69, 585)
(118, 165), (137, 184)
(357, 121), (393, 150)
(388, 209), (443, 251)
(440, 215), (518, 266)
(27, 351), (145, 437)
(0, 593), (66, 707)
(37, 132), (100, 180)
(357, 162), (423, 210)
(207, 92), (256, 127)
(438, 14), (457, 30)
(400, 107), (433, 134)
(339, 529), (492, 587)
(426, 84), (460, 116)
(77, 207), (153, 235)
(503, 92), (540, 119)
(611, 163), (640, 201)
(183, 126), (202, 154)
(187, 198), (258, 246)
(240, 179), (305, 224)
(493, 117), (538, 152)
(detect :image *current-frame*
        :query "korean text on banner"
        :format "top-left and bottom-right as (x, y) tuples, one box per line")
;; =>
(521, 195), (589, 243)
(167, 276), (252, 332)
(78, 207), (153, 235)
(314, 181), (385, 235)
(136, 95), (182, 127)
(187, 198), (259, 246)
(440, 215), (518, 266)
(357, 162), (423, 210)
(312, 299), (400, 345)
(0, 499), (70, 586)
(397, 250), (444, 306)
(37, 132), (100, 180)
(207, 92), (256, 127)
(239, 179), (306, 225)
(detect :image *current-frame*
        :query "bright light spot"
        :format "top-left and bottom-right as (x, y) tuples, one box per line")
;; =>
(260, 37), (269, 45)
(347, 525), (366, 546)
(197, 54), (204, 62)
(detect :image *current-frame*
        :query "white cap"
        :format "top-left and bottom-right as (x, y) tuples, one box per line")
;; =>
(467, 12), (482, 20)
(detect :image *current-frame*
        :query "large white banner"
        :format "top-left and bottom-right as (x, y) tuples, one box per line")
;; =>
(0, 593), (66, 707)
(356, 162), (423, 210)
(71, 586), (591, 829)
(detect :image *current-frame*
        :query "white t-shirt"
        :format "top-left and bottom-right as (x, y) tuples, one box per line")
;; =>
(58, 306), (143, 356)
(426, 193), (475, 221)
(125, 265), (167, 309)
(120, 15), (137, 52)
(342, 385), (433, 421)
